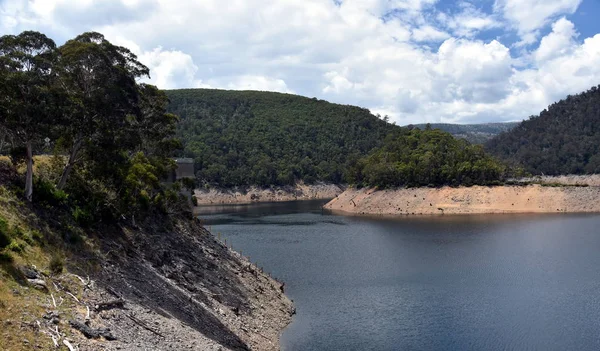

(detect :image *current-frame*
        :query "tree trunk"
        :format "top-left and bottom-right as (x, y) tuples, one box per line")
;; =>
(25, 141), (33, 202)
(57, 139), (83, 190)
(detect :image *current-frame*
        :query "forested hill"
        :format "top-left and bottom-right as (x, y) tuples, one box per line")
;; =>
(485, 85), (600, 175)
(166, 89), (400, 186)
(411, 122), (519, 144)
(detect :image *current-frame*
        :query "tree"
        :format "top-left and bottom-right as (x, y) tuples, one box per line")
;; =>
(55, 32), (150, 190)
(0, 31), (58, 201)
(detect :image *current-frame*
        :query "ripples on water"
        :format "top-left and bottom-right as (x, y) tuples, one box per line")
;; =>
(197, 201), (600, 351)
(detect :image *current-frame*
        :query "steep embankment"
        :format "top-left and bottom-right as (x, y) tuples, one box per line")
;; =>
(195, 183), (344, 205)
(0, 162), (293, 351)
(325, 183), (600, 216)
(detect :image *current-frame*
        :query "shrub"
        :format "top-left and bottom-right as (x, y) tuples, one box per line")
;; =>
(7, 240), (25, 253)
(49, 253), (64, 275)
(72, 206), (94, 227)
(34, 179), (68, 206)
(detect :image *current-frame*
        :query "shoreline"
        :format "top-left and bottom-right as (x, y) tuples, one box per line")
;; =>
(195, 183), (345, 205)
(324, 184), (600, 217)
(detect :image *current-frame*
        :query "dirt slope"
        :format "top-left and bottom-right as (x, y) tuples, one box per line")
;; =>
(325, 184), (600, 216)
(195, 183), (344, 205)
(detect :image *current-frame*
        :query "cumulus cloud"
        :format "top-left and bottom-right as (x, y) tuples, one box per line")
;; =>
(0, 0), (599, 125)
(138, 47), (207, 90)
(494, 0), (582, 45)
(534, 17), (577, 63)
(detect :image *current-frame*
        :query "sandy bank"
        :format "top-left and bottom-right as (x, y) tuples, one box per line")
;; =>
(325, 184), (600, 216)
(195, 183), (345, 205)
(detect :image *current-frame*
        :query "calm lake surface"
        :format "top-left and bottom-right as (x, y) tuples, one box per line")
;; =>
(197, 201), (600, 351)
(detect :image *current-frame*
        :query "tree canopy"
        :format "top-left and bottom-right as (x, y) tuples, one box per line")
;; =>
(486, 85), (600, 175)
(167, 89), (399, 187)
(0, 31), (182, 224)
(348, 127), (507, 188)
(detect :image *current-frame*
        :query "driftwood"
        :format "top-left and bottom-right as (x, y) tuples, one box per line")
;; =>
(126, 314), (164, 338)
(69, 320), (117, 340)
(62, 339), (76, 351)
(95, 299), (125, 312)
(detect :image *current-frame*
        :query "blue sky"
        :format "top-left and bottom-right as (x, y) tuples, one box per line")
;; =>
(1, 0), (599, 125)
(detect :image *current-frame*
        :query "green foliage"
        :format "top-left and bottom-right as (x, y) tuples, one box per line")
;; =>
(7, 240), (25, 253)
(1, 30), (184, 227)
(486, 85), (600, 175)
(49, 253), (64, 275)
(72, 206), (94, 227)
(352, 128), (507, 188)
(166, 89), (398, 186)
(0, 217), (11, 249)
(33, 178), (68, 206)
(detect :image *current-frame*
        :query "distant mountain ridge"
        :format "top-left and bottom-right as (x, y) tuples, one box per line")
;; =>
(410, 122), (519, 144)
(485, 85), (600, 175)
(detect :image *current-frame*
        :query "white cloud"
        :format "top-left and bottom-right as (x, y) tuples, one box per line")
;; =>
(221, 75), (293, 93)
(439, 2), (501, 38)
(534, 17), (577, 63)
(0, 0), (599, 125)
(138, 47), (207, 90)
(494, 0), (582, 44)
(412, 25), (450, 42)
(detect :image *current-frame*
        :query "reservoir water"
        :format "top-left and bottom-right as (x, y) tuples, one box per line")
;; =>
(197, 201), (600, 351)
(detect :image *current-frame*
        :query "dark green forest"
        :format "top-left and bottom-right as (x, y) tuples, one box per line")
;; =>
(168, 89), (508, 187)
(486, 85), (600, 175)
(412, 122), (519, 144)
(348, 127), (507, 188)
(167, 89), (398, 186)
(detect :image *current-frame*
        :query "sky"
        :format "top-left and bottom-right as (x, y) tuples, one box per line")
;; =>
(1, 0), (600, 125)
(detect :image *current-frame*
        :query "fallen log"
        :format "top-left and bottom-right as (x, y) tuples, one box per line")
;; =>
(69, 320), (117, 340)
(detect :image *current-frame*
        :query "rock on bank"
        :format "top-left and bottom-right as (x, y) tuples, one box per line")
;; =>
(195, 183), (344, 205)
(324, 185), (600, 216)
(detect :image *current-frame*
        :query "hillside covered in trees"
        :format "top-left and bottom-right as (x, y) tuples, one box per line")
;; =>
(486, 85), (600, 175)
(412, 122), (519, 144)
(168, 89), (510, 187)
(167, 89), (399, 186)
(348, 127), (508, 188)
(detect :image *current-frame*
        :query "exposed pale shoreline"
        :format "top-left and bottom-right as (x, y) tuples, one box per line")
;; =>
(194, 182), (345, 205)
(324, 184), (600, 217)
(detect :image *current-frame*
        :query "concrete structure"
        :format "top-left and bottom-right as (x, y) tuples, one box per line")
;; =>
(165, 158), (195, 183)
(174, 158), (195, 180)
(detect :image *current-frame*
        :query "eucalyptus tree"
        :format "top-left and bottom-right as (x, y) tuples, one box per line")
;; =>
(0, 31), (58, 201)
(55, 32), (149, 190)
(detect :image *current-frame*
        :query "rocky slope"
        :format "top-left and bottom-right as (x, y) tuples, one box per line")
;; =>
(195, 183), (344, 205)
(325, 183), (600, 216)
(0, 162), (293, 351)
